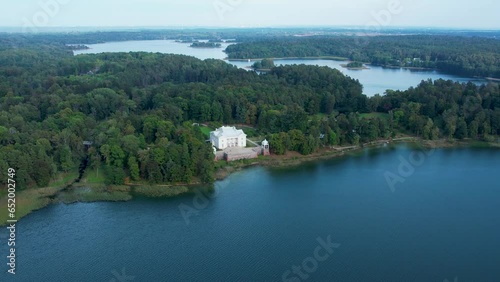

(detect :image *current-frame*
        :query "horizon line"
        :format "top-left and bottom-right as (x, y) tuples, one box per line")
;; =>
(0, 25), (499, 32)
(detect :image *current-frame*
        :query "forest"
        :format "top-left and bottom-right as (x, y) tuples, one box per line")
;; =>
(0, 35), (499, 190)
(225, 36), (500, 78)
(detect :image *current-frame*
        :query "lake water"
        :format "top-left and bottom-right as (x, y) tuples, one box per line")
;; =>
(74, 40), (487, 97)
(2, 145), (500, 281)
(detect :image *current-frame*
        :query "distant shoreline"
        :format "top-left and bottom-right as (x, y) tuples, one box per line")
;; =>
(227, 57), (499, 81)
(189, 46), (222, 49)
(486, 77), (500, 82)
(226, 56), (349, 62)
(372, 64), (434, 71)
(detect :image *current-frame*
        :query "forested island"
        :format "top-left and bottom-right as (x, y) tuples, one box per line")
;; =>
(66, 44), (90, 51)
(341, 61), (368, 70)
(251, 58), (275, 71)
(190, 42), (222, 48)
(0, 32), (499, 223)
(225, 36), (500, 78)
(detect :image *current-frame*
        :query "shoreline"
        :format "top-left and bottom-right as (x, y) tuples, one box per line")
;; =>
(340, 63), (370, 70)
(370, 64), (434, 71)
(226, 56), (349, 62)
(485, 77), (500, 82)
(227, 57), (497, 81)
(214, 138), (499, 179)
(1, 138), (498, 226)
(189, 47), (223, 49)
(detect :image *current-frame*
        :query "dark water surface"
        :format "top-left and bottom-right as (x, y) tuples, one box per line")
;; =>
(1, 145), (500, 281)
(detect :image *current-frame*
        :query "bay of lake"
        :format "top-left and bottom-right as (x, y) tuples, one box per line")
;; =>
(74, 40), (487, 97)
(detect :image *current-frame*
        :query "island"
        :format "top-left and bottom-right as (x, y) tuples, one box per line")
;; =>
(190, 42), (222, 48)
(251, 58), (275, 71)
(66, 44), (90, 51)
(341, 61), (369, 70)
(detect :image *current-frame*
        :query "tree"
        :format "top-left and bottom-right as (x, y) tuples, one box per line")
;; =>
(31, 149), (54, 187)
(288, 129), (305, 152)
(211, 101), (223, 122)
(104, 165), (126, 185)
(443, 109), (458, 139)
(200, 103), (212, 121)
(143, 116), (159, 144)
(422, 119), (434, 140)
(109, 145), (125, 168)
(327, 129), (338, 146)
(58, 145), (74, 172)
(301, 135), (319, 155)
(454, 118), (468, 139)
(181, 143), (192, 183)
(128, 156), (140, 181)
(270, 133), (287, 155)
(200, 159), (215, 183)
(469, 120), (479, 139)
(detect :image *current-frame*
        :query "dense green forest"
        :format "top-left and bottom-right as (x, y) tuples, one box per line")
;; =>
(225, 36), (500, 78)
(0, 36), (499, 190)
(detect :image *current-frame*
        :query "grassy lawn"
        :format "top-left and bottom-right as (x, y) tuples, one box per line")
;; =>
(83, 165), (107, 184)
(58, 185), (132, 203)
(48, 172), (79, 188)
(239, 126), (259, 138)
(0, 171), (81, 225)
(0, 185), (72, 225)
(134, 185), (189, 198)
(200, 126), (213, 138)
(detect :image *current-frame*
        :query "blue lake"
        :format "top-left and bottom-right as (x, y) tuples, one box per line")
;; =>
(2, 145), (500, 281)
(74, 40), (487, 97)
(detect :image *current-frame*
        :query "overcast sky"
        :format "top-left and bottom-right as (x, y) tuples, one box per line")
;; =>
(1, 0), (499, 29)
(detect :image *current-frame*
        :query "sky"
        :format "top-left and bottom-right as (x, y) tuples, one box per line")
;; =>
(1, 0), (499, 30)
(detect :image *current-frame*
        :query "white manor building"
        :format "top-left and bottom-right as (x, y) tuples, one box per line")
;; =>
(210, 126), (247, 150)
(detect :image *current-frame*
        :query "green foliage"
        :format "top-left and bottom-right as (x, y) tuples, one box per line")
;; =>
(190, 42), (221, 48)
(269, 132), (289, 155)
(128, 157), (140, 181)
(0, 36), (498, 190)
(104, 165), (126, 185)
(58, 145), (75, 172)
(347, 62), (363, 68)
(199, 126), (213, 138)
(225, 36), (500, 78)
(252, 59), (275, 70)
